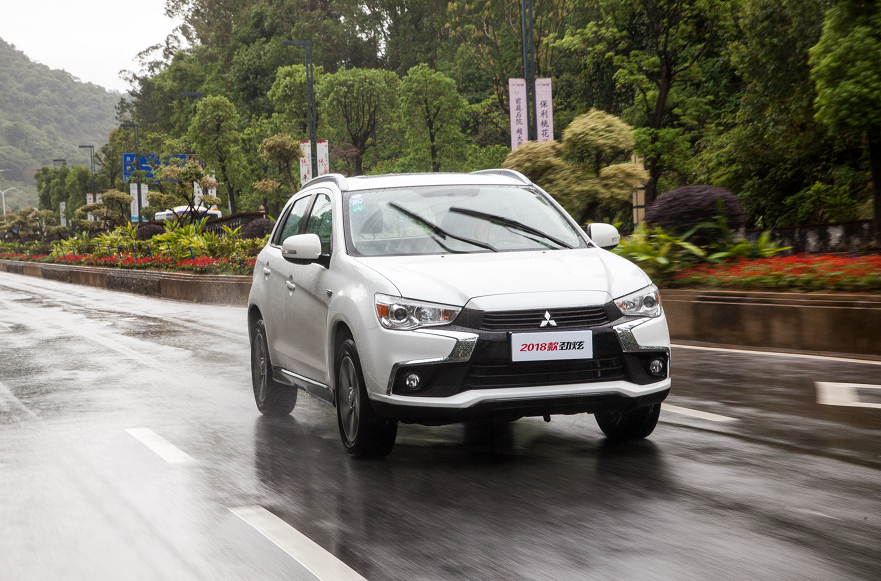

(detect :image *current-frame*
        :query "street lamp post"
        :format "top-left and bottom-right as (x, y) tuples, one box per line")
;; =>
(283, 40), (318, 177)
(78, 145), (96, 205)
(1, 186), (18, 216)
(121, 123), (141, 222)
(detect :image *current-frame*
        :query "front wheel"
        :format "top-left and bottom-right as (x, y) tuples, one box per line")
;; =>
(336, 339), (397, 458)
(250, 319), (297, 416)
(595, 403), (660, 441)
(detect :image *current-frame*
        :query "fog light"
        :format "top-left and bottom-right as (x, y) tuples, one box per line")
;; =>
(405, 373), (421, 389)
(648, 359), (665, 377)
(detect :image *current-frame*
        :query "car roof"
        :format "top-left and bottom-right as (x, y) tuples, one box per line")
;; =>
(301, 170), (532, 193)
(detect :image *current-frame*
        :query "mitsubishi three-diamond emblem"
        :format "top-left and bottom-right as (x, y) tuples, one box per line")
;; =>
(540, 311), (557, 327)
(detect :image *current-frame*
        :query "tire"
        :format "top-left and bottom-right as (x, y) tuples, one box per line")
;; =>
(595, 403), (660, 441)
(250, 319), (297, 416)
(336, 338), (397, 458)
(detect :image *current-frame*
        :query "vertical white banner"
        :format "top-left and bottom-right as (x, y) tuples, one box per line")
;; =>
(509, 79), (528, 150)
(316, 140), (329, 176)
(59, 201), (67, 227)
(535, 78), (554, 142)
(130, 183), (148, 221)
(86, 193), (94, 221)
(300, 140), (313, 185)
(96, 193), (102, 203)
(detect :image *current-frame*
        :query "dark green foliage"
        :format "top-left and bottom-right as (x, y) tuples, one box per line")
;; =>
(136, 223), (166, 240)
(645, 186), (746, 233)
(242, 218), (273, 239)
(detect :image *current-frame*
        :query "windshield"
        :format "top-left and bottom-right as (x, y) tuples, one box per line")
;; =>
(343, 185), (585, 256)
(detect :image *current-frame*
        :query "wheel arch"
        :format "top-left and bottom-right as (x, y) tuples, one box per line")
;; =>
(248, 304), (262, 342)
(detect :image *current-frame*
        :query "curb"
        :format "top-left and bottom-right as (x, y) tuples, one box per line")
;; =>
(661, 289), (881, 357)
(0, 259), (251, 306)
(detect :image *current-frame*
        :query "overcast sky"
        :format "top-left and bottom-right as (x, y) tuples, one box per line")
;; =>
(1, 0), (181, 93)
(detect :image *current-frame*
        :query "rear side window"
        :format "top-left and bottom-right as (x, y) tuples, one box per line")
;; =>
(272, 195), (312, 245)
(304, 193), (333, 254)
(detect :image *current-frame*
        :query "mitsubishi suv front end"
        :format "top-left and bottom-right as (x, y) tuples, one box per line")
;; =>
(247, 170), (671, 457)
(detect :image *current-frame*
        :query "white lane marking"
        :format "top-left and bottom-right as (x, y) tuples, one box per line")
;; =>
(672, 343), (881, 366)
(0, 380), (39, 419)
(797, 509), (840, 520)
(815, 382), (881, 409)
(125, 428), (195, 463)
(231, 506), (368, 581)
(663, 404), (736, 422)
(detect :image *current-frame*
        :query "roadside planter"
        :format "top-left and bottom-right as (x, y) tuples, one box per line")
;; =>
(0, 259), (251, 306)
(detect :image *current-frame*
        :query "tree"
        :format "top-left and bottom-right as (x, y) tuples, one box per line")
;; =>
(319, 68), (399, 175)
(268, 64), (325, 137)
(399, 64), (468, 172)
(561, 0), (731, 206)
(259, 134), (303, 194)
(76, 189), (133, 230)
(2, 207), (66, 241)
(149, 160), (221, 227)
(810, 0), (881, 245)
(189, 96), (242, 213)
(504, 109), (647, 224)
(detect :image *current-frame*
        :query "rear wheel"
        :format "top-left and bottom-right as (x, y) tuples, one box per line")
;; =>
(250, 319), (297, 416)
(595, 404), (660, 441)
(336, 339), (397, 458)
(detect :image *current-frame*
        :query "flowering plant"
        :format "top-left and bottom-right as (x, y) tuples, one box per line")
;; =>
(672, 254), (881, 292)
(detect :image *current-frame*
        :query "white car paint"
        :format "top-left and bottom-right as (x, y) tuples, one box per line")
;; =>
(248, 171), (671, 419)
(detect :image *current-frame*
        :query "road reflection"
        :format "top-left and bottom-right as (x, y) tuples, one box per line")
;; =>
(254, 413), (674, 580)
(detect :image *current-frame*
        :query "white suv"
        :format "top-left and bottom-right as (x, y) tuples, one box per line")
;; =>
(247, 170), (671, 457)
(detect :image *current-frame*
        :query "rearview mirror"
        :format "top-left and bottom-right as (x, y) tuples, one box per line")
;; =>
(282, 233), (322, 261)
(586, 223), (620, 250)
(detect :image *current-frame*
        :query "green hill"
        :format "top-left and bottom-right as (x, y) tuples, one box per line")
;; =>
(0, 38), (120, 211)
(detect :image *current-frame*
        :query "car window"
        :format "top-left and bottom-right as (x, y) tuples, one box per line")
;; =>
(304, 193), (333, 255)
(272, 195), (312, 246)
(344, 186), (584, 256)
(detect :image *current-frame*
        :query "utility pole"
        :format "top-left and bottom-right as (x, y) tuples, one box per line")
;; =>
(121, 123), (141, 222)
(520, 0), (537, 141)
(283, 40), (318, 176)
(78, 145), (96, 206)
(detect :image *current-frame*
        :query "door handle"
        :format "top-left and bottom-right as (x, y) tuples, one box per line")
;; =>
(262, 267), (271, 276)
(285, 280), (296, 291)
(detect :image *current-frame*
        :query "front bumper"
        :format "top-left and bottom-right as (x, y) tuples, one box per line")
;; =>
(355, 312), (671, 425)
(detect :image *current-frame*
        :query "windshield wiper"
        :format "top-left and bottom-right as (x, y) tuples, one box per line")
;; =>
(447, 207), (573, 249)
(387, 202), (498, 252)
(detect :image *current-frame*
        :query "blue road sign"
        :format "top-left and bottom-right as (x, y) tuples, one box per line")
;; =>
(123, 154), (188, 183)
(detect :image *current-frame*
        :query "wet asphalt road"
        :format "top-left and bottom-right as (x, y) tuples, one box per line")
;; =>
(1, 271), (879, 581)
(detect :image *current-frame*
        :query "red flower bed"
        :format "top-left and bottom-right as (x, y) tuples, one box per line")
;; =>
(673, 254), (881, 292)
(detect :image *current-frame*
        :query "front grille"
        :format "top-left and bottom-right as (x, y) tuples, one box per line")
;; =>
(480, 306), (610, 331)
(463, 356), (625, 390)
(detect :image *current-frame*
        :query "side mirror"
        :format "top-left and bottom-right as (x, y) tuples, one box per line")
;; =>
(282, 233), (322, 261)
(586, 223), (620, 250)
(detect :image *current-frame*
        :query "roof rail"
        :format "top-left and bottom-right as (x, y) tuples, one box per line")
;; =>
(470, 169), (532, 185)
(304, 173), (350, 191)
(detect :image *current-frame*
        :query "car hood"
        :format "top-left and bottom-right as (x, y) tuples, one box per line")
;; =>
(354, 249), (651, 309)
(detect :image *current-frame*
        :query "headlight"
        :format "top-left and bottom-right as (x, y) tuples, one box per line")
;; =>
(375, 294), (461, 330)
(614, 285), (662, 318)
